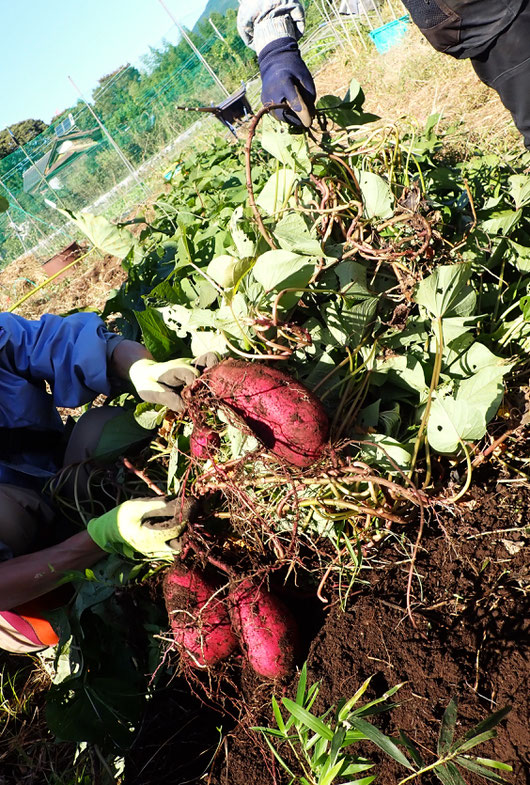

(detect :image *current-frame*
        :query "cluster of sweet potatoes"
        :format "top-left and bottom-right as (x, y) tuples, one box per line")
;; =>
(163, 360), (329, 678)
(185, 358), (329, 468)
(163, 565), (298, 680)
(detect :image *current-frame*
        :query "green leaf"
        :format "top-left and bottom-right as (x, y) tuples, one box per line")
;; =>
(252, 249), (315, 307)
(272, 695), (286, 734)
(359, 436), (412, 472)
(324, 297), (378, 348)
(295, 662), (309, 706)
(453, 730), (497, 753)
(438, 697), (458, 755)
(456, 756), (511, 783)
(206, 254), (253, 289)
(319, 760), (344, 785)
(427, 361), (509, 453)
(135, 307), (187, 361)
(371, 354), (428, 396)
(398, 732), (424, 767)
(282, 698), (334, 740)
(350, 718), (413, 769)
(354, 169), (394, 220)
(508, 174), (530, 209)
(0, 195), (8, 213)
(473, 756), (513, 771)
(274, 212), (322, 255)
(459, 705), (512, 745)
(337, 677), (372, 720)
(480, 208), (522, 236)
(261, 115), (311, 174)
(92, 410), (153, 461)
(230, 205), (257, 258)
(414, 264), (474, 319)
(58, 208), (136, 259)
(133, 402), (166, 430)
(434, 762), (467, 785)
(257, 167), (298, 215)
(46, 674), (144, 746)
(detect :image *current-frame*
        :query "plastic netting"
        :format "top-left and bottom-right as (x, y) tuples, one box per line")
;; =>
(0, 0), (402, 270)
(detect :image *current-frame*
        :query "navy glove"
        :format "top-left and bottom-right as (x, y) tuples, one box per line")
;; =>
(258, 37), (316, 128)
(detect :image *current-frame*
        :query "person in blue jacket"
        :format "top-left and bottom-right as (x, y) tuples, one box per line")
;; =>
(0, 311), (199, 653)
(237, 0), (530, 147)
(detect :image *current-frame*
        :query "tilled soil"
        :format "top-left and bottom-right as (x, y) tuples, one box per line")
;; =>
(125, 468), (529, 785)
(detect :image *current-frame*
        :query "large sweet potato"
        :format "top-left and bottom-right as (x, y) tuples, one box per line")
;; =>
(163, 565), (237, 668)
(229, 578), (299, 680)
(189, 359), (328, 468)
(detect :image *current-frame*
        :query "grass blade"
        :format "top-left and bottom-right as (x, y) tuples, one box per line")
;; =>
(272, 695), (286, 734)
(337, 677), (372, 720)
(438, 697), (458, 755)
(474, 757), (513, 771)
(453, 729), (497, 753)
(296, 663), (308, 706)
(398, 731), (424, 768)
(457, 705), (511, 746)
(456, 756), (511, 783)
(319, 760), (344, 785)
(434, 762), (467, 785)
(351, 717), (413, 770)
(260, 732), (296, 778)
(283, 698), (334, 741)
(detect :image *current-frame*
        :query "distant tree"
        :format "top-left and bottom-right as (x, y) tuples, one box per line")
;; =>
(0, 118), (48, 159)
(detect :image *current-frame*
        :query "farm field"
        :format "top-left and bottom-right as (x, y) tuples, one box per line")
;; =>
(1, 27), (529, 785)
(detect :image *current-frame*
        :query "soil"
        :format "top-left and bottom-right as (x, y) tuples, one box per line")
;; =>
(123, 462), (529, 785)
(0, 248), (127, 320)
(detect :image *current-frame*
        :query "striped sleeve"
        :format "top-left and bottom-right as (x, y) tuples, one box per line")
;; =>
(237, 0), (306, 53)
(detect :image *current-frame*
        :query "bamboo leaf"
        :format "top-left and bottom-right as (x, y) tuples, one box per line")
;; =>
(398, 731), (424, 768)
(272, 695), (286, 734)
(295, 663), (309, 706)
(351, 717), (413, 769)
(456, 756), (511, 783)
(438, 697), (458, 755)
(282, 699), (334, 740)
(453, 730), (497, 753)
(458, 705), (511, 746)
(434, 762), (467, 785)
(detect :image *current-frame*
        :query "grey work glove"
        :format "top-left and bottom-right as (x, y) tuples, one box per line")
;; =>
(129, 354), (218, 412)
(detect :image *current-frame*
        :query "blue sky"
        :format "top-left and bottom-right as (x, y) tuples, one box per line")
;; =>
(0, 0), (207, 129)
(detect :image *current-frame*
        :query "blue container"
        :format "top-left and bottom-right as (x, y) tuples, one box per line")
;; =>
(369, 14), (410, 54)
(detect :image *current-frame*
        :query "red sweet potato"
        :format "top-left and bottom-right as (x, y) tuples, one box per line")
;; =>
(191, 359), (328, 468)
(229, 578), (299, 680)
(163, 565), (237, 668)
(190, 424), (221, 459)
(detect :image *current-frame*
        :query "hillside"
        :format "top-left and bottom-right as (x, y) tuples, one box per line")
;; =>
(194, 0), (238, 31)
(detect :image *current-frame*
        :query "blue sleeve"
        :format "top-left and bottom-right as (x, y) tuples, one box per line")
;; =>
(0, 312), (124, 409)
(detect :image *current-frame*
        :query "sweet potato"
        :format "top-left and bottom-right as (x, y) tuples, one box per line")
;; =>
(163, 565), (237, 668)
(190, 424), (221, 459)
(229, 578), (299, 679)
(189, 359), (328, 468)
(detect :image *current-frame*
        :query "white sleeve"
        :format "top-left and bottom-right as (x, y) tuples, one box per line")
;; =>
(237, 0), (306, 54)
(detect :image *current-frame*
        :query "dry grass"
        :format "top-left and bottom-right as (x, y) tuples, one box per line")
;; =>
(314, 25), (523, 157)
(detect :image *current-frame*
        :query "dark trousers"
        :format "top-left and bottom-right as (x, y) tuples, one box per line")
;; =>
(471, 0), (530, 148)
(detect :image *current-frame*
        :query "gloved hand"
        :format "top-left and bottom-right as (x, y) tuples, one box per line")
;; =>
(128, 353), (216, 412)
(258, 37), (316, 128)
(87, 497), (188, 559)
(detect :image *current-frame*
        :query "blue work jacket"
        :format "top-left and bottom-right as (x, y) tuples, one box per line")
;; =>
(0, 312), (123, 488)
